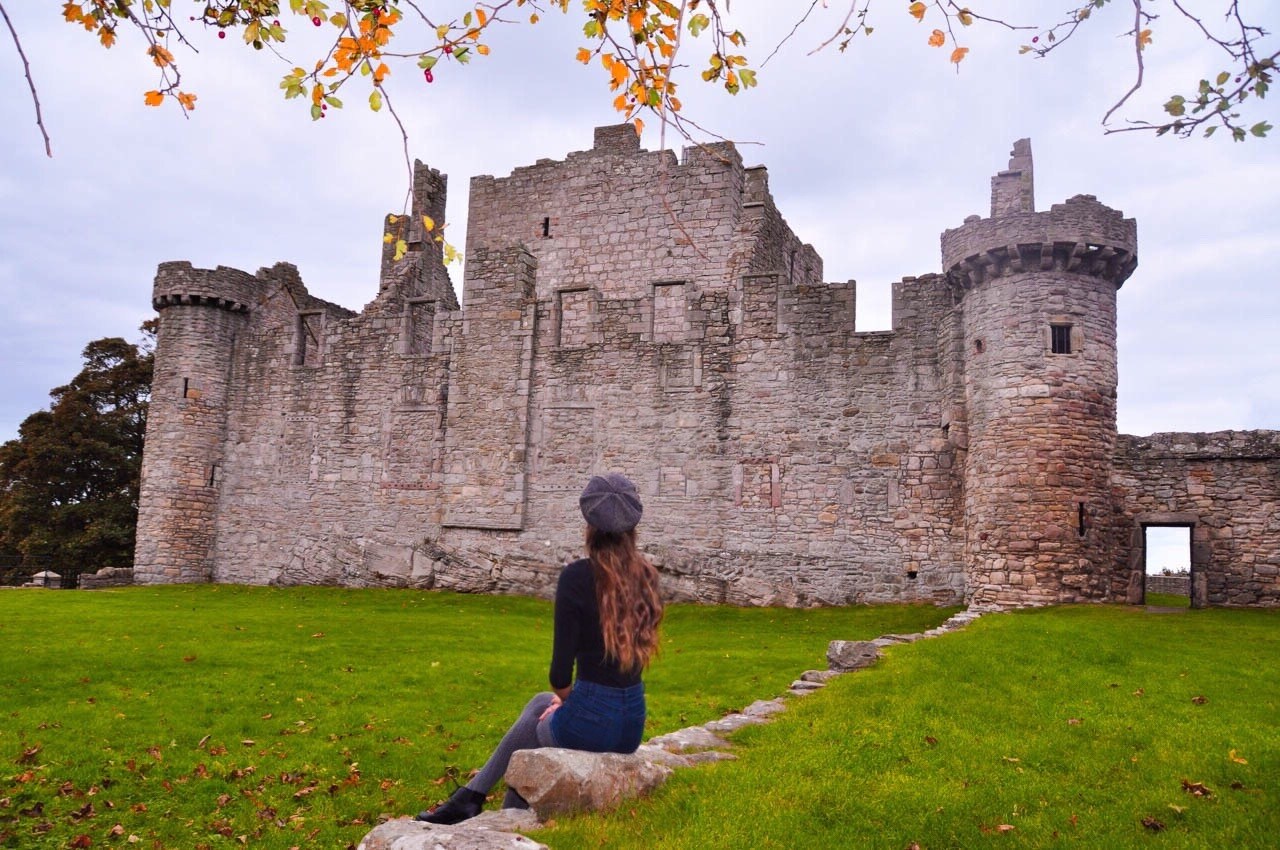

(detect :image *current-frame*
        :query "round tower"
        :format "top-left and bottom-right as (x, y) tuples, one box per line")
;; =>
(134, 262), (257, 583)
(942, 140), (1137, 607)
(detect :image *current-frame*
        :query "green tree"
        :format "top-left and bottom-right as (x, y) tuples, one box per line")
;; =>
(0, 322), (154, 580)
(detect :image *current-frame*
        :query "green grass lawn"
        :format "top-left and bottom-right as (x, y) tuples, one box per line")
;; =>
(544, 604), (1280, 849)
(0, 586), (953, 849)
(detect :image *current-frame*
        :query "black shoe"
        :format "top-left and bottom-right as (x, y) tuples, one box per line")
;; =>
(415, 787), (486, 824)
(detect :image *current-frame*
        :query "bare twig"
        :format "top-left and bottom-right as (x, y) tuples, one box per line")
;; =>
(1, 0), (52, 156)
(1102, 0), (1146, 126)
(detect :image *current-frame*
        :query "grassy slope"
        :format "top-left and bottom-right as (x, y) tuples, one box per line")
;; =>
(0, 586), (952, 849)
(545, 604), (1280, 849)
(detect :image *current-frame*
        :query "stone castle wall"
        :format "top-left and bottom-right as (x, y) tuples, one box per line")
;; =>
(133, 128), (1280, 609)
(1113, 431), (1280, 607)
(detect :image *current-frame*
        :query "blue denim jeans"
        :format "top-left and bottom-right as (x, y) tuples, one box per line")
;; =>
(548, 679), (646, 754)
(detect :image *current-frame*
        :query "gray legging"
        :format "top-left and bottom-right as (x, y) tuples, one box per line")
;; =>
(464, 692), (557, 808)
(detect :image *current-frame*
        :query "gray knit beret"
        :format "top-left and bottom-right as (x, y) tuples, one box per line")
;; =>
(579, 473), (643, 533)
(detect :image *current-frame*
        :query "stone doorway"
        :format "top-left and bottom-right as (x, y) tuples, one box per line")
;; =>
(1130, 513), (1205, 609)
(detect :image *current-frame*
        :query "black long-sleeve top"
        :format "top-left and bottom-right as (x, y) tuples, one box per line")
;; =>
(549, 558), (643, 690)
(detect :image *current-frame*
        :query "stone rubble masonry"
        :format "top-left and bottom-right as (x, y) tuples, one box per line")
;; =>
(133, 128), (1280, 609)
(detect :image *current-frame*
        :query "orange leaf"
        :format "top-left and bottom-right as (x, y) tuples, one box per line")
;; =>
(99, 28), (116, 48)
(950, 46), (969, 64)
(144, 90), (164, 107)
(475, 7), (487, 26)
(1138, 29), (1152, 48)
(177, 92), (197, 110)
(62, 2), (83, 23)
(928, 28), (945, 47)
(576, 47), (591, 64)
(477, 44), (490, 55)
(148, 45), (175, 67)
(908, 2), (927, 22)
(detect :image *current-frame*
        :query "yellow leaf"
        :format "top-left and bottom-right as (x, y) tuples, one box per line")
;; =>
(422, 215), (435, 231)
(1229, 749), (1248, 764)
(144, 90), (164, 107)
(958, 9), (974, 26)
(576, 47), (591, 64)
(928, 28), (945, 47)
(477, 44), (490, 55)
(1138, 28), (1152, 48)
(394, 239), (408, 261)
(387, 214), (398, 223)
(382, 233), (393, 243)
(908, 2), (926, 22)
(950, 46), (969, 64)
(436, 24), (449, 39)
(330, 12), (347, 28)
(529, 13), (539, 24)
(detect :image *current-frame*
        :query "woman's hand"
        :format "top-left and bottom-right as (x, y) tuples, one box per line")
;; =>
(539, 694), (563, 721)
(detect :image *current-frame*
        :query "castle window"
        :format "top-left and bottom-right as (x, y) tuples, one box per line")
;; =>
(1050, 323), (1073, 355)
(295, 312), (325, 367)
(652, 281), (689, 343)
(973, 338), (985, 355)
(541, 216), (551, 238)
(557, 288), (593, 348)
(404, 298), (435, 356)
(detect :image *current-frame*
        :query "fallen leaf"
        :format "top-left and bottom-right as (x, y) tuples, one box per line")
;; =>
(241, 740), (256, 747)
(1168, 804), (1185, 814)
(311, 632), (325, 638)
(1132, 688), (1145, 697)
(1141, 816), (1165, 832)
(1067, 718), (1082, 725)
(146, 746), (162, 761)
(109, 824), (125, 837)
(1002, 756), (1020, 763)
(1230, 781), (1244, 790)
(183, 655), (197, 663)
(197, 735), (211, 749)
(69, 835), (92, 848)
(996, 824), (1016, 833)
(1191, 695), (1208, 705)
(1228, 749), (1248, 764)
(16, 745), (41, 764)
(924, 736), (938, 746)
(1181, 779), (1213, 798)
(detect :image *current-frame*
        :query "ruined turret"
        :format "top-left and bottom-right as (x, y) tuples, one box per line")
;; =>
(943, 140), (1138, 606)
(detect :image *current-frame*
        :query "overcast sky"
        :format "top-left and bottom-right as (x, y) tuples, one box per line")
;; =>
(2, 1), (1276, 493)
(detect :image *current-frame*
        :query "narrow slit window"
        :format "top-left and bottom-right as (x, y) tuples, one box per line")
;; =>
(207, 463), (219, 487)
(1077, 501), (1087, 537)
(1051, 324), (1073, 355)
(182, 377), (190, 398)
(541, 216), (551, 238)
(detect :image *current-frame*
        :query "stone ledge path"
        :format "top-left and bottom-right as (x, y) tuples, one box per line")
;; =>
(358, 608), (985, 850)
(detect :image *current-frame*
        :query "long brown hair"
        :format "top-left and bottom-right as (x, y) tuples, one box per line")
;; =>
(586, 525), (663, 672)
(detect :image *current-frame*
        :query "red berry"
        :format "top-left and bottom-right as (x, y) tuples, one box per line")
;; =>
(218, 30), (226, 39)
(273, 19), (280, 26)
(1032, 36), (1039, 43)
(312, 16), (322, 26)
(444, 44), (453, 54)
(424, 69), (434, 83)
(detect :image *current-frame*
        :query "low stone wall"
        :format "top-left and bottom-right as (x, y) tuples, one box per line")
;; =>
(1146, 574), (1189, 596)
(80, 567), (135, 589)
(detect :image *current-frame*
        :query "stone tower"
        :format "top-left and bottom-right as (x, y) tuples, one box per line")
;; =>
(133, 263), (258, 582)
(943, 140), (1138, 606)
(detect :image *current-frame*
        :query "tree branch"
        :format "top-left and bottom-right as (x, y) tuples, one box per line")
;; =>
(1, 0), (52, 157)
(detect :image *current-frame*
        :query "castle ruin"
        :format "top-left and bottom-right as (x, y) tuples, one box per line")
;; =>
(135, 126), (1280, 608)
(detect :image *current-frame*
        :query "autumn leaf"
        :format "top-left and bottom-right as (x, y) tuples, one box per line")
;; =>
(1181, 778), (1213, 797)
(1138, 29), (1153, 49)
(576, 47), (591, 63)
(908, 2), (927, 22)
(1191, 695), (1207, 704)
(422, 215), (435, 231)
(98, 28), (116, 49)
(1142, 816), (1165, 832)
(950, 46), (969, 65)
(17, 745), (42, 764)
(1228, 749), (1248, 764)
(928, 29), (945, 48)
(148, 45), (175, 68)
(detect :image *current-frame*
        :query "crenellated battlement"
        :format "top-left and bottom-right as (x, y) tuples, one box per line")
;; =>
(152, 262), (263, 313)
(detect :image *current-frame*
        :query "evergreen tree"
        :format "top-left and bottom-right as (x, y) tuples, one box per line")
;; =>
(0, 322), (153, 580)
